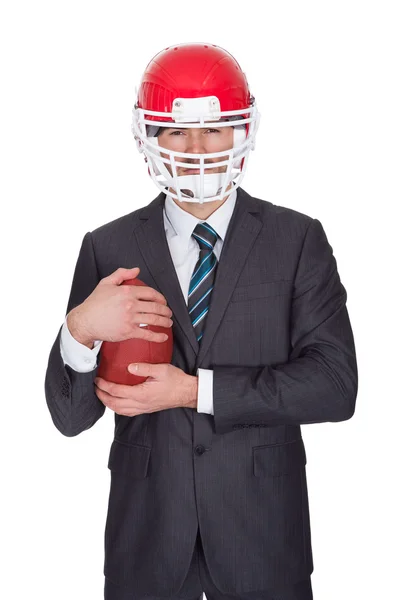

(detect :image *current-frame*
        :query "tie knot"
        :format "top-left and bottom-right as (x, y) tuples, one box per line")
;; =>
(192, 222), (219, 250)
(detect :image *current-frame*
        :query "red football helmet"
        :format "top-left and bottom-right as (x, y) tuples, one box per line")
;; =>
(131, 43), (260, 204)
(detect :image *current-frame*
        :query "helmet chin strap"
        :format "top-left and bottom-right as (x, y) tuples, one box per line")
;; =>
(169, 172), (229, 203)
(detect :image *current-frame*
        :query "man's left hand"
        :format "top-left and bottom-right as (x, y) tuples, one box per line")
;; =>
(94, 363), (198, 416)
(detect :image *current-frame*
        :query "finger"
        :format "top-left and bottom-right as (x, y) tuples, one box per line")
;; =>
(95, 378), (139, 398)
(130, 327), (170, 344)
(130, 286), (169, 307)
(95, 378), (152, 404)
(95, 387), (143, 413)
(127, 363), (157, 376)
(103, 267), (140, 286)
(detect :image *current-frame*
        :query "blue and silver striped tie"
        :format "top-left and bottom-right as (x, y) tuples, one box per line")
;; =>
(188, 222), (219, 345)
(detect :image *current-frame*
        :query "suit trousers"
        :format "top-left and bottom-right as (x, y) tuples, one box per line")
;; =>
(104, 527), (313, 600)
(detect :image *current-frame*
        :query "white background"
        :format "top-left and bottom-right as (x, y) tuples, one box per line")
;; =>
(1, 1), (399, 598)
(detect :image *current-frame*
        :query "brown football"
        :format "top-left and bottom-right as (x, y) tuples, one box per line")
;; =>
(97, 277), (173, 385)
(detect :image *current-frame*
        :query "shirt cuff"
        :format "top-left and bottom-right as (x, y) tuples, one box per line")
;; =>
(60, 316), (102, 373)
(196, 368), (214, 415)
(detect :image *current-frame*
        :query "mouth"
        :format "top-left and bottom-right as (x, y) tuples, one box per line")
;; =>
(181, 168), (201, 175)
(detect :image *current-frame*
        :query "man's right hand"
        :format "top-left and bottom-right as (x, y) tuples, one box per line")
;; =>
(66, 267), (173, 348)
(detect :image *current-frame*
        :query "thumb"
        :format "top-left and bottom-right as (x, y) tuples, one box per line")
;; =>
(105, 266), (140, 286)
(128, 362), (154, 376)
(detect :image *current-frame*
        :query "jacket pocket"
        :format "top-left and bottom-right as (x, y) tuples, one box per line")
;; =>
(252, 438), (306, 477)
(230, 279), (292, 303)
(107, 439), (151, 479)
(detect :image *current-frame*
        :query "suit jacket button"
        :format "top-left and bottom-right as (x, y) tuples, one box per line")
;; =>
(194, 445), (205, 456)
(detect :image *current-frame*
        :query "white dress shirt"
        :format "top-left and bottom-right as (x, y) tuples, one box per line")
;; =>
(60, 187), (238, 415)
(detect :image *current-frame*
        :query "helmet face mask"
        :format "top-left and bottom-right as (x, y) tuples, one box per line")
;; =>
(131, 44), (261, 204)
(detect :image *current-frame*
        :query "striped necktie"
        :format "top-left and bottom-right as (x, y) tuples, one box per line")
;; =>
(188, 222), (219, 345)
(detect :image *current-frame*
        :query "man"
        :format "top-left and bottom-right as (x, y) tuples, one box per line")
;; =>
(44, 43), (358, 600)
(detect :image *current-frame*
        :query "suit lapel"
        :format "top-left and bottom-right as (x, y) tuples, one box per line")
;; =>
(134, 187), (263, 369)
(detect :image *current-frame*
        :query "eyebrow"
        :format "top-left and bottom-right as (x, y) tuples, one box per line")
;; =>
(168, 125), (222, 130)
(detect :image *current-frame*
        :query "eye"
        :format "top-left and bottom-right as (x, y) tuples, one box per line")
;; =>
(168, 128), (220, 135)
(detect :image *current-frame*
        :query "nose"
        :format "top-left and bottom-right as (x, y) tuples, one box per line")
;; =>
(184, 134), (206, 158)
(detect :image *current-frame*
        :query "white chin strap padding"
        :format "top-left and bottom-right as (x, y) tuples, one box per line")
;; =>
(176, 172), (227, 201)
(147, 136), (163, 176)
(233, 126), (247, 169)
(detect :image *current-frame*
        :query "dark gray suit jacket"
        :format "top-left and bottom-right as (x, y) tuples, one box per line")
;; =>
(44, 186), (358, 596)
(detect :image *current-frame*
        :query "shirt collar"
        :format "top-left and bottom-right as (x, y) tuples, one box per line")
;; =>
(163, 187), (237, 248)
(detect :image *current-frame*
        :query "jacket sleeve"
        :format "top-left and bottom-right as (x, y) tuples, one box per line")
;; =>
(212, 218), (358, 435)
(44, 231), (106, 437)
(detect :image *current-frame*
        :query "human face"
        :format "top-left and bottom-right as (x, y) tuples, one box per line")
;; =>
(157, 125), (234, 217)
(157, 125), (234, 176)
